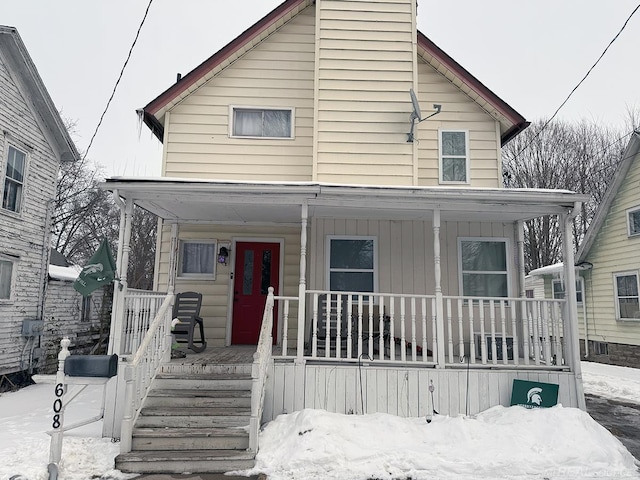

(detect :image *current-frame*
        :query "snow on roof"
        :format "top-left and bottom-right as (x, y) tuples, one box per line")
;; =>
(527, 262), (564, 277)
(48, 264), (81, 282)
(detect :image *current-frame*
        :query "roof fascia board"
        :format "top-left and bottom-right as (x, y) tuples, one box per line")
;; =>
(0, 26), (80, 162)
(576, 131), (640, 262)
(416, 32), (528, 145)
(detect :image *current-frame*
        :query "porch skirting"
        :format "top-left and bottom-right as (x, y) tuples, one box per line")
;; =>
(263, 358), (580, 421)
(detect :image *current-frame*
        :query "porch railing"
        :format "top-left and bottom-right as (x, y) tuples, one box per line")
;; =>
(121, 289), (167, 355)
(273, 290), (567, 368)
(250, 287), (275, 453)
(119, 292), (174, 453)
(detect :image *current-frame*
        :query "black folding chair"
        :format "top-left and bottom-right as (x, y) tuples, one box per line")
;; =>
(172, 291), (207, 353)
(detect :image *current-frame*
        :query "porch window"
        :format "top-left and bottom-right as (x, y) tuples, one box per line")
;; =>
(614, 272), (639, 320)
(459, 238), (509, 298)
(439, 130), (469, 183)
(231, 107), (293, 138)
(552, 279), (583, 303)
(627, 207), (640, 237)
(2, 145), (26, 213)
(327, 237), (376, 293)
(0, 257), (14, 300)
(81, 295), (91, 322)
(178, 240), (216, 278)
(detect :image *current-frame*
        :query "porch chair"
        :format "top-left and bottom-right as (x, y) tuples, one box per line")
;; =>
(172, 291), (207, 353)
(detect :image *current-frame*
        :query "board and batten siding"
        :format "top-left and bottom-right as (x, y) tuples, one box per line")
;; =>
(416, 60), (501, 188)
(163, 7), (315, 182)
(315, 0), (416, 185)
(264, 363), (579, 420)
(0, 52), (59, 375)
(583, 153), (640, 346)
(155, 224), (301, 346)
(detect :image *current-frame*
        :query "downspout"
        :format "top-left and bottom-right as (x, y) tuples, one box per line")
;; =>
(562, 202), (586, 410)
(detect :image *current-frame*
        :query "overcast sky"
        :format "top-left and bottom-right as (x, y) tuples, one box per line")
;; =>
(3, 1), (639, 176)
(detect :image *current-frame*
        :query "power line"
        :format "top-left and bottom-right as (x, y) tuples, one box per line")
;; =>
(83, 0), (155, 161)
(511, 3), (640, 161)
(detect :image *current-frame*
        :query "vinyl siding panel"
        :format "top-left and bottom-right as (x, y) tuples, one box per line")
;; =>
(583, 153), (640, 346)
(163, 7), (315, 182)
(0, 51), (59, 375)
(416, 60), (501, 187)
(315, 0), (416, 184)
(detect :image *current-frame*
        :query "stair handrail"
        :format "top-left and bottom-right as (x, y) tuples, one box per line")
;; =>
(249, 287), (275, 453)
(120, 292), (174, 453)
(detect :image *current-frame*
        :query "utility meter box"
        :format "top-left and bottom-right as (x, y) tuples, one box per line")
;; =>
(22, 319), (44, 337)
(64, 354), (118, 378)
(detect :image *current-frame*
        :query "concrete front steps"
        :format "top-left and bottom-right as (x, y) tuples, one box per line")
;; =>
(115, 369), (256, 474)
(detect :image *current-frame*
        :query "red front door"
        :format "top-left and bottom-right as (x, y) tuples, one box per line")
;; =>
(231, 241), (280, 344)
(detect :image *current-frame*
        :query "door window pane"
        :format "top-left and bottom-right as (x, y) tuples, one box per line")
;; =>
(243, 250), (254, 295)
(261, 250), (272, 295)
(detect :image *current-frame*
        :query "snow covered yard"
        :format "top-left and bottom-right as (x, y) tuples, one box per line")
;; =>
(0, 362), (639, 480)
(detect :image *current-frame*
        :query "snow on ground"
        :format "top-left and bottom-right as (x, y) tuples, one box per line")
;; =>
(0, 362), (638, 480)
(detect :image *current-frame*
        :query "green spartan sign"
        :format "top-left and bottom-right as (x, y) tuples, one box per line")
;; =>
(510, 379), (559, 408)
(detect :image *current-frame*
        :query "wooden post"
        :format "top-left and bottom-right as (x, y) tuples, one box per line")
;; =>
(433, 210), (446, 368)
(49, 337), (71, 465)
(294, 202), (308, 411)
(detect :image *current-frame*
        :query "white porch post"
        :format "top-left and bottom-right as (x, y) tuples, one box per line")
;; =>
(167, 223), (178, 295)
(294, 202), (308, 412)
(562, 207), (586, 410)
(433, 209), (446, 368)
(516, 221), (526, 298)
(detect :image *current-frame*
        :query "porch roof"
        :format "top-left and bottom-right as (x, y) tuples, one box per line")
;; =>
(101, 177), (588, 224)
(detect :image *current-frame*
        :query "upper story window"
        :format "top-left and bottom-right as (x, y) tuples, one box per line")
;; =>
(459, 238), (509, 298)
(627, 207), (640, 237)
(231, 107), (294, 138)
(0, 256), (15, 300)
(3, 145), (26, 213)
(178, 240), (217, 278)
(327, 237), (376, 294)
(614, 271), (639, 320)
(439, 130), (469, 184)
(552, 278), (583, 303)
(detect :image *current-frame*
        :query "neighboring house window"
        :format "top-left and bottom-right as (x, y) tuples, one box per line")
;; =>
(459, 238), (509, 298)
(327, 237), (376, 293)
(231, 107), (293, 138)
(439, 130), (469, 183)
(552, 279), (583, 303)
(81, 295), (91, 322)
(525, 289), (534, 298)
(0, 257), (14, 300)
(2, 145), (26, 213)
(614, 272), (639, 320)
(179, 240), (217, 277)
(627, 207), (640, 237)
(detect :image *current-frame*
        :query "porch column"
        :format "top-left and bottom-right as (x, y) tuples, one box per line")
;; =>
(167, 223), (179, 295)
(433, 209), (446, 368)
(516, 221), (526, 298)
(562, 207), (586, 410)
(296, 202), (308, 359)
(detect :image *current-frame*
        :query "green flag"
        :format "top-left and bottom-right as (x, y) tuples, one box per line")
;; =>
(73, 239), (117, 296)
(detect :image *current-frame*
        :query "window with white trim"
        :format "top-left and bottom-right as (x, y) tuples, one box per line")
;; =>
(178, 240), (217, 278)
(459, 238), (509, 298)
(81, 295), (92, 322)
(2, 145), (26, 213)
(614, 272), (639, 320)
(0, 257), (15, 300)
(327, 237), (376, 293)
(552, 279), (583, 303)
(231, 107), (293, 138)
(627, 207), (640, 237)
(439, 130), (469, 183)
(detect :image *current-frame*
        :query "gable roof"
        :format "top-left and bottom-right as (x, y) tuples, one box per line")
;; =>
(576, 130), (640, 263)
(141, 0), (528, 145)
(0, 26), (80, 163)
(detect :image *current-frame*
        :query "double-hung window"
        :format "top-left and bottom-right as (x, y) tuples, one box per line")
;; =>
(627, 207), (640, 237)
(3, 145), (26, 213)
(614, 272), (639, 320)
(552, 279), (583, 303)
(459, 238), (509, 298)
(0, 256), (15, 300)
(327, 237), (376, 294)
(439, 130), (469, 183)
(231, 107), (293, 138)
(178, 240), (217, 278)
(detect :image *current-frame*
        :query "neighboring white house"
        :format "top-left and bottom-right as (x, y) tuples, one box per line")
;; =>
(100, 0), (587, 449)
(0, 26), (80, 380)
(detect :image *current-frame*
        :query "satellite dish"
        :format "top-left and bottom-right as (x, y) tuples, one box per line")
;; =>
(410, 88), (422, 121)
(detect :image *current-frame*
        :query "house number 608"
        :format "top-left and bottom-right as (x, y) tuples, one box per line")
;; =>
(52, 383), (64, 429)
